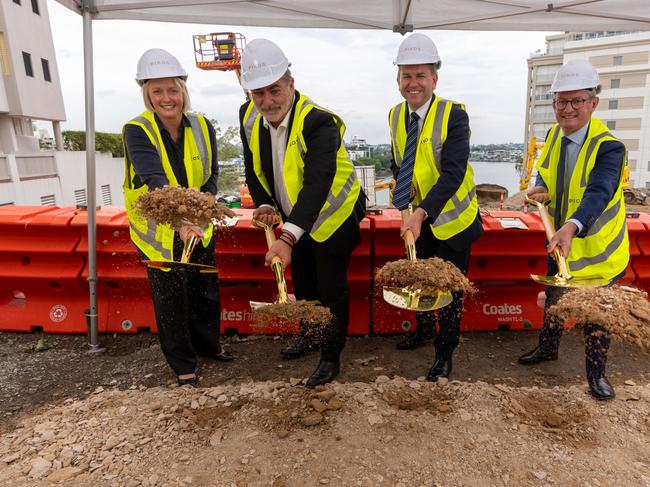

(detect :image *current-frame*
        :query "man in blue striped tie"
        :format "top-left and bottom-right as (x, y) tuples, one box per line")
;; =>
(388, 34), (483, 382)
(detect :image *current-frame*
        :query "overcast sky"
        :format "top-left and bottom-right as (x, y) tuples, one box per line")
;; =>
(45, 0), (555, 145)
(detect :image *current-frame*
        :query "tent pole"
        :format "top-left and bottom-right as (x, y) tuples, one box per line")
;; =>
(83, 5), (103, 353)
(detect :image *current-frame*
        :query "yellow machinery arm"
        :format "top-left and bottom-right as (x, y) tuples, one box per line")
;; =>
(520, 136), (544, 192)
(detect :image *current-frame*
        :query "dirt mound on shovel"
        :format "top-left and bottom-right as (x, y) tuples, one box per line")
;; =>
(548, 285), (650, 354)
(252, 301), (334, 327)
(375, 257), (475, 294)
(135, 186), (235, 228)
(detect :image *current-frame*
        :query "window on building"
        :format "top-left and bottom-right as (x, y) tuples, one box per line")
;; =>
(74, 189), (87, 207)
(611, 78), (621, 89)
(606, 121), (616, 130)
(0, 34), (10, 76)
(647, 161), (650, 171)
(646, 181), (650, 190)
(22, 52), (33, 77)
(13, 0), (21, 5)
(40, 195), (56, 206)
(613, 55), (622, 66)
(608, 99), (618, 110)
(31, 0), (39, 14)
(41, 58), (51, 82)
(101, 185), (112, 206)
(628, 160), (636, 170)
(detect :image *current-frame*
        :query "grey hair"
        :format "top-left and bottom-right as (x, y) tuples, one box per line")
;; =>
(142, 77), (191, 113)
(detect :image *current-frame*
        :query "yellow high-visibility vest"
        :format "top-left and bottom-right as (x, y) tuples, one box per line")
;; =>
(536, 116), (629, 280)
(389, 98), (478, 240)
(122, 111), (213, 261)
(241, 93), (360, 242)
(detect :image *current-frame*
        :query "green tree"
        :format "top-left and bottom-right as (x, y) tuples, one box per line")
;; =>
(62, 131), (124, 157)
(209, 120), (242, 161)
(353, 153), (391, 172)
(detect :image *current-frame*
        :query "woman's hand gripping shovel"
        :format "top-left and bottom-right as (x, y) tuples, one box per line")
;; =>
(144, 215), (239, 273)
(526, 197), (609, 287)
(249, 216), (290, 310)
(381, 208), (454, 311)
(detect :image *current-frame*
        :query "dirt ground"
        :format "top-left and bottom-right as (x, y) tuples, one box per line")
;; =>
(1, 330), (649, 486)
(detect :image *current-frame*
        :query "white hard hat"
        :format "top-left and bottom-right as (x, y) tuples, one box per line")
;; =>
(394, 33), (441, 66)
(240, 39), (291, 90)
(550, 59), (600, 93)
(135, 48), (187, 86)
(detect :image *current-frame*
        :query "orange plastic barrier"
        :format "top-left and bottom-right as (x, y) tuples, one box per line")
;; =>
(72, 206), (154, 334)
(0, 206), (86, 333)
(630, 213), (650, 293)
(367, 209), (417, 334)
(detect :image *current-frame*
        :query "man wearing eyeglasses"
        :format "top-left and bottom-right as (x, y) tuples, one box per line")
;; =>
(519, 59), (629, 400)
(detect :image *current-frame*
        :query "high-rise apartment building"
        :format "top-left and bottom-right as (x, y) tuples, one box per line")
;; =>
(0, 0), (65, 155)
(525, 32), (650, 188)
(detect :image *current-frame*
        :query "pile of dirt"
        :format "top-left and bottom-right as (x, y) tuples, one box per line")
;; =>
(375, 256), (475, 294)
(2, 377), (649, 486)
(549, 285), (650, 354)
(135, 186), (235, 228)
(252, 301), (334, 339)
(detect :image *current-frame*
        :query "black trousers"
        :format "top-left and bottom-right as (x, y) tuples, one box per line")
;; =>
(415, 225), (472, 361)
(145, 235), (221, 375)
(290, 212), (361, 361)
(537, 258), (615, 379)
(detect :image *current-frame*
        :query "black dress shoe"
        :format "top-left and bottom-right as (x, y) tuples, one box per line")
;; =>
(518, 346), (559, 365)
(280, 337), (313, 359)
(306, 360), (340, 388)
(213, 347), (234, 362)
(588, 376), (615, 400)
(177, 376), (198, 387)
(396, 329), (435, 350)
(426, 358), (452, 382)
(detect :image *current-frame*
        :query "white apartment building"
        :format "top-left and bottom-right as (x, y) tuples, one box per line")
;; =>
(525, 32), (650, 189)
(0, 0), (125, 207)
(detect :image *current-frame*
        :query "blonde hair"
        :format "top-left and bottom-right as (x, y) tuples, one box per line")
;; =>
(142, 77), (191, 113)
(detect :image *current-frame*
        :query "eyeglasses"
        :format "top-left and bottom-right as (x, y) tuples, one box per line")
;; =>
(553, 97), (592, 110)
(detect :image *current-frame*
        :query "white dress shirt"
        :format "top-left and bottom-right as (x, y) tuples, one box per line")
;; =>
(261, 98), (305, 241)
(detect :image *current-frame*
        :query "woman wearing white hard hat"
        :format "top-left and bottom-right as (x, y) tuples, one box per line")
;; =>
(123, 48), (233, 387)
(519, 59), (628, 400)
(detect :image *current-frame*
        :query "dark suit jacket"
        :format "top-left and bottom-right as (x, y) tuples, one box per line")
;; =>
(240, 91), (364, 233)
(535, 127), (626, 238)
(390, 95), (482, 251)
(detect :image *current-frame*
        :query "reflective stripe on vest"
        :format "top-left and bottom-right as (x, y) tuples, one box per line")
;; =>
(536, 117), (628, 280)
(388, 98), (478, 240)
(242, 93), (360, 242)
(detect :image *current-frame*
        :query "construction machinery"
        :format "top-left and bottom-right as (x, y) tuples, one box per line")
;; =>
(520, 136), (544, 192)
(193, 32), (246, 80)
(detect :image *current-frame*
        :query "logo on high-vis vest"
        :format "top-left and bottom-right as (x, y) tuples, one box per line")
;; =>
(49, 304), (68, 323)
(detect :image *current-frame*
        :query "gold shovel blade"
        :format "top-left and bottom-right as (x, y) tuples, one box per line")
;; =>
(530, 274), (610, 288)
(142, 260), (219, 273)
(382, 287), (453, 311)
(249, 300), (273, 311)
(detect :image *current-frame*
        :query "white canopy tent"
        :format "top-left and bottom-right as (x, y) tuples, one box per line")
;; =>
(53, 0), (650, 350)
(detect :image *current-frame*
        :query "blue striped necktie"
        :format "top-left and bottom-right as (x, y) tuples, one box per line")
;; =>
(392, 111), (420, 210)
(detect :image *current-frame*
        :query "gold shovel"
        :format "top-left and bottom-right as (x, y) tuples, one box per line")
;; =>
(527, 197), (609, 287)
(382, 208), (454, 311)
(249, 218), (290, 310)
(143, 215), (239, 273)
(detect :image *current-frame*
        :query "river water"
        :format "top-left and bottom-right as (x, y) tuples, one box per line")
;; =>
(375, 161), (519, 207)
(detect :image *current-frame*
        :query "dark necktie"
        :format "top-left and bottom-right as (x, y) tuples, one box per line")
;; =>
(392, 111), (420, 210)
(554, 136), (570, 229)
